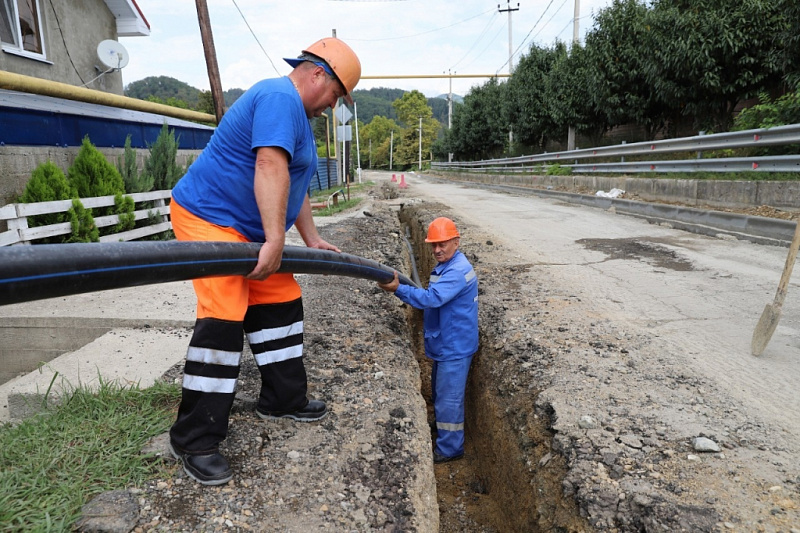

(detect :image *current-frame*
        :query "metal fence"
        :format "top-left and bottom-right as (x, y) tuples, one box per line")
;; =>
(433, 123), (800, 174)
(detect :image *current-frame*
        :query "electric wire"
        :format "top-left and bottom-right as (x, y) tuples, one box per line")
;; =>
(448, 11), (500, 71)
(47, 0), (86, 84)
(460, 20), (508, 72)
(556, 14), (592, 41)
(496, 0), (556, 74)
(230, 0), (281, 76)
(346, 7), (494, 42)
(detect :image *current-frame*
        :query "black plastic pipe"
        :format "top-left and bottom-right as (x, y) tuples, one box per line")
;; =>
(0, 241), (418, 306)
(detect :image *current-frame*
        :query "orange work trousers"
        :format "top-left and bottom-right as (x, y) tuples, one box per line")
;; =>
(170, 200), (301, 317)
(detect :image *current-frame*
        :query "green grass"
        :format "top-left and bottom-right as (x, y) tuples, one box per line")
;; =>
(311, 182), (372, 216)
(0, 378), (180, 532)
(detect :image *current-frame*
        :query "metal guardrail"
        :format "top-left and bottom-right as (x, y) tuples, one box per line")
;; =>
(433, 123), (800, 173)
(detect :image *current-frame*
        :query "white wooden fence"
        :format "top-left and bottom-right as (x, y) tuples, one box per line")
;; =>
(0, 190), (172, 246)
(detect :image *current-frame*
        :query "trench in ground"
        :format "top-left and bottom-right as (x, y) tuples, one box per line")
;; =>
(398, 206), (587, 532)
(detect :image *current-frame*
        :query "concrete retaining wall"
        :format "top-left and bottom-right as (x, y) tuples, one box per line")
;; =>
(434, 171), (800, 212)
(0, 146), (202, 205)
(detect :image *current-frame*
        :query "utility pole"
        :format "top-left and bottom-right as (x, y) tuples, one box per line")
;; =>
(498, 1), (519, 73)
(447, 70), (454, 163)
(499, 1), (519, 154)
(418, 116), (423, 170)
(567, 0), (580, 151)
(354, 101), (362, 183)
(446, 69), (454, 129)
(194, 0), (225, 124)
(389, 130), (393, 171)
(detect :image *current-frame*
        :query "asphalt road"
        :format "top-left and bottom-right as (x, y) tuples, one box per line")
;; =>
(386, 170), (800, 450)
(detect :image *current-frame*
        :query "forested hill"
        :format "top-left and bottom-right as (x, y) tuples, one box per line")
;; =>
(124, 76), (457, 125)
(352, 87), (454, 125)
(124, 76), (244, 108)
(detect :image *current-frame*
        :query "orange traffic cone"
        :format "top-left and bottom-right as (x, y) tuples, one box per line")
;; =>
(399, 174), (408, 189)
(391, 174), (397, 182)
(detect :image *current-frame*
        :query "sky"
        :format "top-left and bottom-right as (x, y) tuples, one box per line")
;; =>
(119, 0), (614, 99)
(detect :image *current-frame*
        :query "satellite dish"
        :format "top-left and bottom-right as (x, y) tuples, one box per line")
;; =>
(97, 39), (130, 70)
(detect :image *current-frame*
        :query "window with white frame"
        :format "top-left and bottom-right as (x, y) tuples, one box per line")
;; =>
(1, 0), (45, 57)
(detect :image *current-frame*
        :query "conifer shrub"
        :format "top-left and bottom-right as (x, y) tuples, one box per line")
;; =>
(142, 123), (184, 190)
(68, 136), (125, 199)
(66, 200), (99, 243)
(18, 162), (74, 241)
(117, 135), (154, 193)
(114, 193), (136, 234)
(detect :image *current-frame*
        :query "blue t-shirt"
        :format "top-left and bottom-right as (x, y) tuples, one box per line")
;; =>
(172, 77), (317, 242)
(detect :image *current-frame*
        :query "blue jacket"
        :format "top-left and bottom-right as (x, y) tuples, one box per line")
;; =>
(395, 250), (478, 361)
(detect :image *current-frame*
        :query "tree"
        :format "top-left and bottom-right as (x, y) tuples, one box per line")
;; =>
(391, 91), (440, 168)
(547, 42), (610, 147)
(446, 79), (509, 160)
(643, 0), (784, 132)
(584, 0), (667, 138)
(775, 0), (800, 89)
(508, 44), (560, 150)
(360, 115), (400, 168)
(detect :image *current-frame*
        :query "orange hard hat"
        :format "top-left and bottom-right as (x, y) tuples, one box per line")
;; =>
(425, 217), (460, 243)
(285, 37), (361, 102)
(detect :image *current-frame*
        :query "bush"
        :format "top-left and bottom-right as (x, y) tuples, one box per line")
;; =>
(114, 193), (135, 234)
(66, 199), (99, 243)
(68, 136), (125, 199)
(18, 162), (73, 240)
(734, 88), (800, 131)
(117, 135), (154, 193)
(546, 163), (572, 176)
(142, 123), (183, 190)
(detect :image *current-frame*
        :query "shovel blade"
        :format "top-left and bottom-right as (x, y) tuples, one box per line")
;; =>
(751, 303), (782, 356)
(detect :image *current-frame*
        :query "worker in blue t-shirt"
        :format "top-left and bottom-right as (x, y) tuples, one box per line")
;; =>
(379, 217), (479, 463)
(167, 38), (361, 486)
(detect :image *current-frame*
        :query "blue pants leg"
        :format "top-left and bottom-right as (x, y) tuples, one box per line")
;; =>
(431, 356), (473, 458)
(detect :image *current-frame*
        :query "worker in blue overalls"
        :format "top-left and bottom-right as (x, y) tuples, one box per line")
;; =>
(378, 217), (479, 463)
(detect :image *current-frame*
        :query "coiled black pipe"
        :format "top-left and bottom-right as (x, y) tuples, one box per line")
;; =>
(0, 241), (418, 306)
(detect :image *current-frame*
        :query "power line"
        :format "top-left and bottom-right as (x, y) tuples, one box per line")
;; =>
(496, 0), (556, 73)
(556, 13), (592, 41)
(449, 11), (500, 71)
(346, 7), (494, 42)
(460, 19), (508, 72)
(230, 0), (281, 76)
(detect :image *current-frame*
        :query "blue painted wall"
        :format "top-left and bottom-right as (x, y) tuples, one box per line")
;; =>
(0, 106), (213, 150)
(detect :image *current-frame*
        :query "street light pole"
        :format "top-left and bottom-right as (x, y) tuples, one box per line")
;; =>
(418, 116), (423, 170)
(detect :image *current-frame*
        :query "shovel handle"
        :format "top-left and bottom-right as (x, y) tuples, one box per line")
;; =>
(774, 220), (800, 307)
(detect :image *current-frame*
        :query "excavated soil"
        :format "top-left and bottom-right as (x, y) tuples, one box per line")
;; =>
(85, 179), (800, 532)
